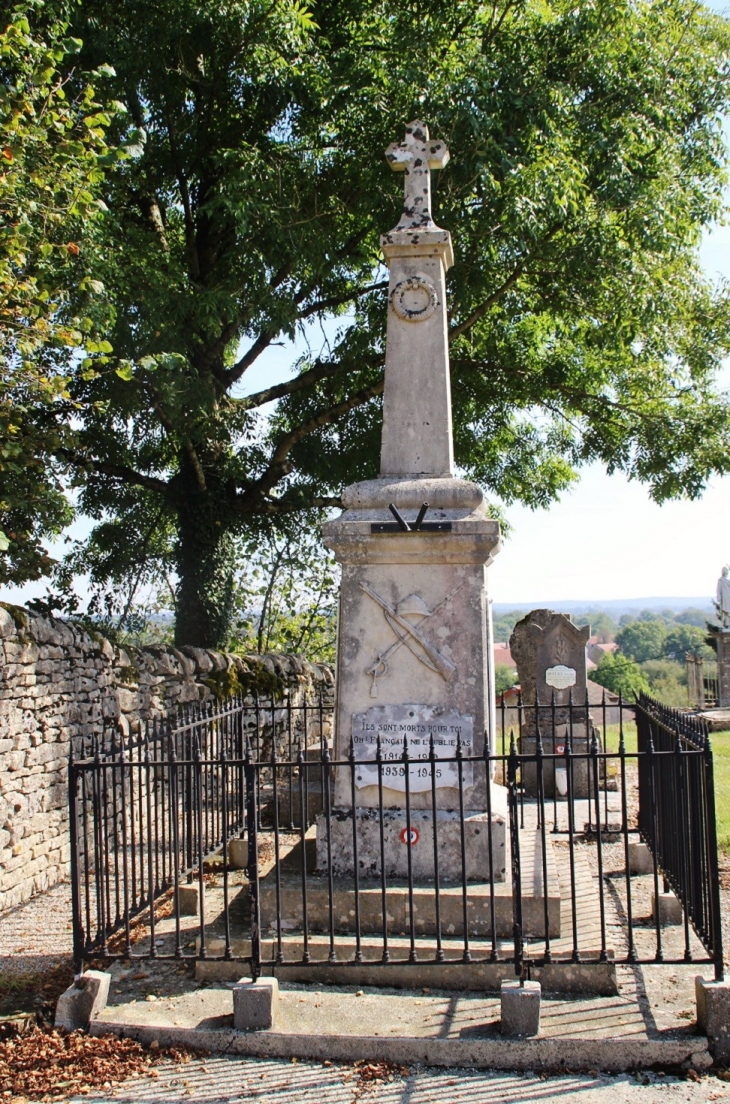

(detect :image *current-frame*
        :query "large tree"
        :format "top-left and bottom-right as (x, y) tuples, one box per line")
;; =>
(0, 3), (122, 583)
(10, 0), (730, 646)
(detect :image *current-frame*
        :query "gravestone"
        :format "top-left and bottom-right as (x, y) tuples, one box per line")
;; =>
(509, 609), (596, 798)
(317, 121), (507, 881)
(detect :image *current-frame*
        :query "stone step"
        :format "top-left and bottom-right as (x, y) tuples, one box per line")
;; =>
(194, 933), (617, 995)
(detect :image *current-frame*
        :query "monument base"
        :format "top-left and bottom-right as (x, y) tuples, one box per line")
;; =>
(315, 788), (508, 882)
(519, 727), (602, 799)
(259, 827), (559, 940)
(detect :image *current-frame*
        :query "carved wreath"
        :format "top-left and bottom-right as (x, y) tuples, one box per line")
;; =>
(390, 274), (439, 322)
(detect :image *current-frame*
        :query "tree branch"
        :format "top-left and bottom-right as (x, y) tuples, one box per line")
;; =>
(136, 195), (170, 253)
(296, 280), (388, 321)
(164, 107), (199, 279)
(481, 0), (521, 51)
(235, 356), (386, 411)
(449, 224), (563, 342)
(225, 229), (377, 388)
(148, 393), (206, 490)
(227, 331), (277, 385)
(225, 280), (387, 389)
(260, 494), (344, 515)
(448, 261), (526, 341)
(58, 449), (170, 495)
(252, 378), (384, 498)
(235, 359), (339, 410)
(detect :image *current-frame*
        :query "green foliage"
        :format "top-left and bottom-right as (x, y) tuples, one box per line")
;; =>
(675, 607), (712, 628)
(494, 663), (517, 695)
(636, 657), (689, 702)
(230, 515), (338, 665)
(712, 730), (730, 854)
(616, 616), (715, 664)
(589, 652), (650, 699)
(572, 610), (617, 642)
(615, 619), (670, 663)
(9, 0), (730, 645)
(204, 663), (243, 701)
(493, 610), (527, 643)
(0, 4), (123, 584)
(663, 624), (713, 661)
(206, 660), (286, 700)
(639, 658), (689, 707)
(0, 601), (29, 633)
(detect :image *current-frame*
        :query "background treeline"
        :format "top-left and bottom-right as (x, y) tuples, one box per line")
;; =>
(493, 606), (717, 705)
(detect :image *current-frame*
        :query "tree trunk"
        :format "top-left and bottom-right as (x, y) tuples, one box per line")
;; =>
(174, 462), (236, 649)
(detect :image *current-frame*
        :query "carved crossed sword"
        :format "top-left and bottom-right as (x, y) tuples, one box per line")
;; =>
(361, 581), (465, 697)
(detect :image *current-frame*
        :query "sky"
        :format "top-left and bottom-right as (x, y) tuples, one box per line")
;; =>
(3, 6), (730, 611)
(493, 0), (730, 606)
(490, 123), (730, 605)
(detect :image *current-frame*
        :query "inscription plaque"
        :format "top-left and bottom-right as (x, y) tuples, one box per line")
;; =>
(351, 704), (474, 791)
(545, 664), (577, 690)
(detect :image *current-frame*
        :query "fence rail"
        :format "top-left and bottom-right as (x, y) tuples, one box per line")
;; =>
(69, 691), (724, 984)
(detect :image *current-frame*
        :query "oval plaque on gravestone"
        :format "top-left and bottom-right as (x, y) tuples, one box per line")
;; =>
(545, 664), (577, 690)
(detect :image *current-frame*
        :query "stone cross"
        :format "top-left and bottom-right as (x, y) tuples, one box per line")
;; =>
(386, 120), (449, 230)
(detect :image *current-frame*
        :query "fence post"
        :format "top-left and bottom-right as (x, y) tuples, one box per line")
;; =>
(245, 737), (261, 980)
(507, 733), (524, 981)
(703, 731), (725, 981)
(68, 744), (85, 976)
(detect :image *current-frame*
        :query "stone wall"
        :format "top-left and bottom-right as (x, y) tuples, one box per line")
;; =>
(0, 605), (333, 911)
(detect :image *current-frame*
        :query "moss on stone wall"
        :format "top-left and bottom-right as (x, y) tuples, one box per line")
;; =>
(205, 660), (284, 700)
(0, 603), (30, 637)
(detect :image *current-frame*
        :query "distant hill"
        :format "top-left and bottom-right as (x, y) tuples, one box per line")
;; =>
(492, 597), (713, 617)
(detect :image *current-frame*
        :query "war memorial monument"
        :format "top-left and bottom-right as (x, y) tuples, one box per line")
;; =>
(53, 122), (730, 1064)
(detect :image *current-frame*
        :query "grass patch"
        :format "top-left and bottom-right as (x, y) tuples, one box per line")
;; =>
(710, 730), (730, 854)
(601, 722), (638, 755)
(600, 722), (730, 854)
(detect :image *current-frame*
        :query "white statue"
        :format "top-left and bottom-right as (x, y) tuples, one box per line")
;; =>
(716, 566), (730, 629)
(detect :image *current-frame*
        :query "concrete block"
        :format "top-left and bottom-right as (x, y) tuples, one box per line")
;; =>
(233, 977), (279, 1030)
(652, 890), (683, 926)
(696, 976), (730, 1060)
(228, 837), (248, 870)
(629, 842), (654, 875)
(178, 883), (202, 916)
(55, 970), (111, 1031)
(501, 979), (541, 1037)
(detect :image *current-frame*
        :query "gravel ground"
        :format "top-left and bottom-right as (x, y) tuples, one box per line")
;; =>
(1, 813), (729, 1104)
(62, 1054), (730, 1104)
(0, 883), (74, 1018)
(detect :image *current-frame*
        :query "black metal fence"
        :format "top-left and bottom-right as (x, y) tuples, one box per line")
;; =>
(68, 691), (724, 984)
(68, 692), (331, 968)
(636, 697), (724, 974)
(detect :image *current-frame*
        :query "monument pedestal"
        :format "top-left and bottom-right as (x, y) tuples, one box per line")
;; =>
(322, 475), (503, 880)
(315, 798), (507, 882)
(259, 824), (559, 940)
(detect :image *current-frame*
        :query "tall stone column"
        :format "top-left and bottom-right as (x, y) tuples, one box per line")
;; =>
(319, 122), (506, 881)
